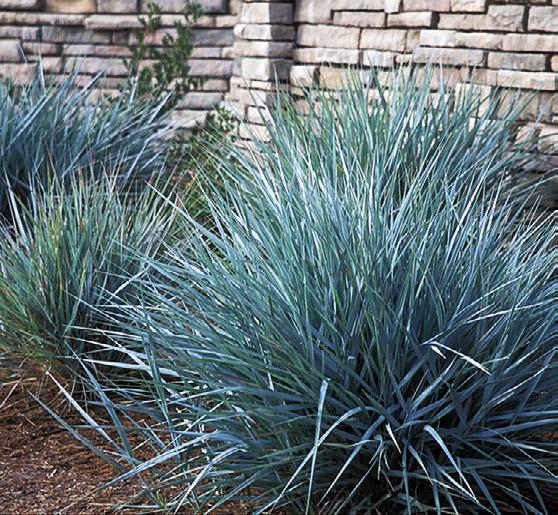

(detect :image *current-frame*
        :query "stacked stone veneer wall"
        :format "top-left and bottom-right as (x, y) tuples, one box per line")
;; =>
(0, 1), (557, 174)
(0, 0), (239, 128)
(229, 1), (557, 172)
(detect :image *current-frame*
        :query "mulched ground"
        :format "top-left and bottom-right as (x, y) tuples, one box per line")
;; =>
(0, 360), (144, 514)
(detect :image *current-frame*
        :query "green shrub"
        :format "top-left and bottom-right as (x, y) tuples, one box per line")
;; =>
(123, 1), (203, 107)
(0, 174), (177, 371)
(0, 67), (168, 219)
(55, 70), (557, 513)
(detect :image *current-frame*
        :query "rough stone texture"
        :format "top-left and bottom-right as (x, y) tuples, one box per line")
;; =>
(97, 0), (138, 13)
(529, 7), (558, 33)
(333, 12), (386, 28)
(488, 52), (547, 72)
(0, 0), (556, 155)
(387, 12), (435, 28)
(46, 0), (95, 13)
(0, 40), (22, 63)
(413, 47), (485, 66)
(297, 25), (360, 49)
(0, 0), (43, 8)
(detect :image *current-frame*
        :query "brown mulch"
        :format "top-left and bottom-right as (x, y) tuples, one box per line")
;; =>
(0, 361), (144, 514)
(0, 361), (254, 515)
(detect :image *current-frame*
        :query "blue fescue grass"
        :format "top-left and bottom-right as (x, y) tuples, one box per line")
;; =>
(46, 68), (557, 513)
(0, 64), (168, 216)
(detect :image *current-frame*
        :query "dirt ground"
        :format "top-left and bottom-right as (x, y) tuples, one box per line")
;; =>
(0, 361), (143, 514)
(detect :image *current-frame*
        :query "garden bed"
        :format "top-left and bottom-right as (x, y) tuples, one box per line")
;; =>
(0, 364), (139, 514)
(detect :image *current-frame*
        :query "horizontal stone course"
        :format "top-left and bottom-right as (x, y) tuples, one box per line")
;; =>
(333, 11), (385, 28)
(297, 24), (360, 49)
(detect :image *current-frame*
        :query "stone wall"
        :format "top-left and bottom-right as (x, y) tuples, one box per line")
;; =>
(229, 0), (557, 163)
(0, 1), (557, 158)
(0, 0), (239, 128)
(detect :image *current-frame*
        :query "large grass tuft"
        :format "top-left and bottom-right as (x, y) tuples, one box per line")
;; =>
(45, 69), (557, 513)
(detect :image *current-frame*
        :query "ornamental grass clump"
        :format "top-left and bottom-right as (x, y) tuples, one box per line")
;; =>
(59, 69), (556, 513)
(0, 66), (168, 218)
(0, 173), (177, 372)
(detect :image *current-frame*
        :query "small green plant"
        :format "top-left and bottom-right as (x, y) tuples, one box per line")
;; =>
(123, 1), (203, 108)
(121, 1), (237, 192)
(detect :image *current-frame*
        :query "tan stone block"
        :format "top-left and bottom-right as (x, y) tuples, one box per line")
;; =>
(42, 27), (111, 44)
(552, 56), (558, 72)
(234, 24), (295, 41)
(488, 52), (547, 72)
(189, 59), (233, 77)
(0, 40), (22, 63)
(503, 34), (558, 53)
(362, 50), (397, 67)
(440, 6), (524, 31)
(333, 11), (385, 28)
(450, 0), (485, 12)
(361, 28), (407, 51)
(413, 66), (462, 90)
(201, 78), (229, 91)
(0, 26), (40, 40)
(0, 12), (85, 26)
(293, 47), (361, 65)
(295, 0), (333, 23)
(336, 0), (384, 8)
(98, 0), (137, 12)
(458, 32), (503, 50)
(388, 12), (435, 28)
(420, 29), (457, 47)
(484, 5), (525, 31)
(240, 3), (293, 25)
(413, 47), (485, 66)
(215, 15), (237, 28)
(384, 0), (402, 13)
(529, 7), (558, 33)
(406, 30), (421, 51)
(290, 65), (318, 87)
(233, 41), (293, 58)
(234, 87), (277, 108)
(0, 63), (35, 84)
(22, 42), (61, 55)
(65, 56), (128, 76)
(0, 0), (42, 7)
(141, 0), (187, 12)
(246, 106), (272, 125)
(177, 92), (223, 110)
(192, 29), (234, 46)
(46, 0), (96, 13)
(497, 70), (557, 91)
(297, 25), (360, 49)
(465, 67), (498, 86)
(240, 58), (290, 81)
(403, 0), (450, 11)
(191, 47), (223, 58)
(85, 15), (142, 30)
(319, 67), (361, 89)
